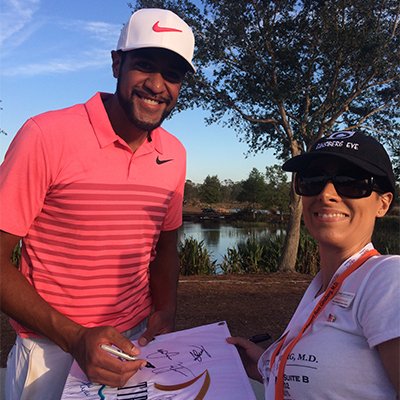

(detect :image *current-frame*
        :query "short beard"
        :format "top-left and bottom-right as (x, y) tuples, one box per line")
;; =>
(116, 82), (171, 132)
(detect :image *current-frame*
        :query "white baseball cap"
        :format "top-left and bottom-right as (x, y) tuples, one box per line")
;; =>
(117, 8), (196, 73)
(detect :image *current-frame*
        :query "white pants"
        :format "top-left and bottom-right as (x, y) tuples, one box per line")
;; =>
(5, 320), (147, 400)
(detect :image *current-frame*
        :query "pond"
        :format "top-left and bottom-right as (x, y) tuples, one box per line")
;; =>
(177, 220), (286, 264)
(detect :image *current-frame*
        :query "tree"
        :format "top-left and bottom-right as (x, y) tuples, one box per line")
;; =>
(390, 138), (400, 206)
(131, 0), (400, 271)
(218, 179), (244, 203)
(220, 179), (238, 203)
(184, 179), (199, 201)
(391, 137), (400, 183)
(199, 175), (222, 203)
(265, 165), (291, 214)
(238, 168), (267, 205)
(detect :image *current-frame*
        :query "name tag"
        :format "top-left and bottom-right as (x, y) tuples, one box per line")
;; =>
(331, 291), (355, 308)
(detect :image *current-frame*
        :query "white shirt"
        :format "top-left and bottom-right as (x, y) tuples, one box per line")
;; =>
(259, 244), (400, 399)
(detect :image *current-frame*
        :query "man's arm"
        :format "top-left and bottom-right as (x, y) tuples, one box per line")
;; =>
(0, 231), (82, 351)
(138, 229), (180, 346)
(0, 230), (145, 387)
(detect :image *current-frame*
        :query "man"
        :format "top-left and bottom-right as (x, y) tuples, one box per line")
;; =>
(0, 8), (195, 400)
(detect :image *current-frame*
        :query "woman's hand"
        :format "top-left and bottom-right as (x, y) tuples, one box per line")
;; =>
(226, 336), (265, 383)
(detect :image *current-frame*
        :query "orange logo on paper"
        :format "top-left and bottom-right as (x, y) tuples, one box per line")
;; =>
(154, 370), (211, 400)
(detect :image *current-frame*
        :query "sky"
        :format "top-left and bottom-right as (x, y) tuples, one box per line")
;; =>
(0, 0), (279, 184)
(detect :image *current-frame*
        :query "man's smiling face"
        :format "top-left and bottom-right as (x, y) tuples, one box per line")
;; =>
(113, 48), (188, 132)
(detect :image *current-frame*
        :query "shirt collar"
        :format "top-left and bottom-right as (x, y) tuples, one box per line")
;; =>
(85, 92), (164, 155)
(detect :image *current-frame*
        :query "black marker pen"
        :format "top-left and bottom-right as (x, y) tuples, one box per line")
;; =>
(100, 344), (155, 368)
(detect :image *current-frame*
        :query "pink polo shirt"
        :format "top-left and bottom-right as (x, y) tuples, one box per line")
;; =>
(0, 92), (186, 338)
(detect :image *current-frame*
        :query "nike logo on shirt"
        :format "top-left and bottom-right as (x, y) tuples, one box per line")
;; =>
(156, 157), (174, 165)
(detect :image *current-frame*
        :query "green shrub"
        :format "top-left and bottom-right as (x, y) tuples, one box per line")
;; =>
(234, 207), (272, 223)
(220, 247), (244, 274)
(179, 236), (217, 275)
(220, 231), (320, 275)
(296, 229), (320, 274)
(221, 234), (285, 274)
(263, 234), (285, 272)
(236, 238), (265, 273)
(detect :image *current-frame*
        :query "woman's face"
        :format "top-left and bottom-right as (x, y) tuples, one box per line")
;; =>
(301, 157), (393, 255)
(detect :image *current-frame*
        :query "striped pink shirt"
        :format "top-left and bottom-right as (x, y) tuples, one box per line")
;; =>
(0, 93), (186, 338)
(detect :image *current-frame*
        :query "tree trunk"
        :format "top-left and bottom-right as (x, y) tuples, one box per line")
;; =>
(277, 175), (303, 272)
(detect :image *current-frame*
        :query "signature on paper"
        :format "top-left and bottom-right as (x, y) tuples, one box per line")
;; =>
(77, 381), (95, 397)
(189, 345), (212, 362)
(147, 349), (180, 361)
(152, 362), (195, 378)
(146, 344), (212, 379)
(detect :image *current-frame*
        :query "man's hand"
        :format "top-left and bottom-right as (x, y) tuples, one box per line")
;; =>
(68, 325), (146, 387)
(138, 309), (174, 347)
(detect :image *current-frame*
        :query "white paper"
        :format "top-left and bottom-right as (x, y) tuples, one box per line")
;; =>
(61, 321), (256, 399)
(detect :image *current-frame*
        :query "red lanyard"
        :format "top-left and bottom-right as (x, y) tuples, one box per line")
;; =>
(270, 249), (379, 400)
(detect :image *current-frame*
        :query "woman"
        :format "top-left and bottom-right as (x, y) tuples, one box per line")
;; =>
(228, 131), (399, 399)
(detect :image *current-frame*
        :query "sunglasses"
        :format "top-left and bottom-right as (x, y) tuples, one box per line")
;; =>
(295, 169), (380, 198)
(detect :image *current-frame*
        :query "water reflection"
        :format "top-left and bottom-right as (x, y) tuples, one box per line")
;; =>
(178, 220), (286, 264)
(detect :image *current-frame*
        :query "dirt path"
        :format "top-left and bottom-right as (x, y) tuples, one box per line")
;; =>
(1, 273), (313, 367)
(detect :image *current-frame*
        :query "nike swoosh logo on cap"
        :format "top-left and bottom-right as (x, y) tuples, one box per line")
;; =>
(156, 156), (174, 165)
(153, 21), (183, 33)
